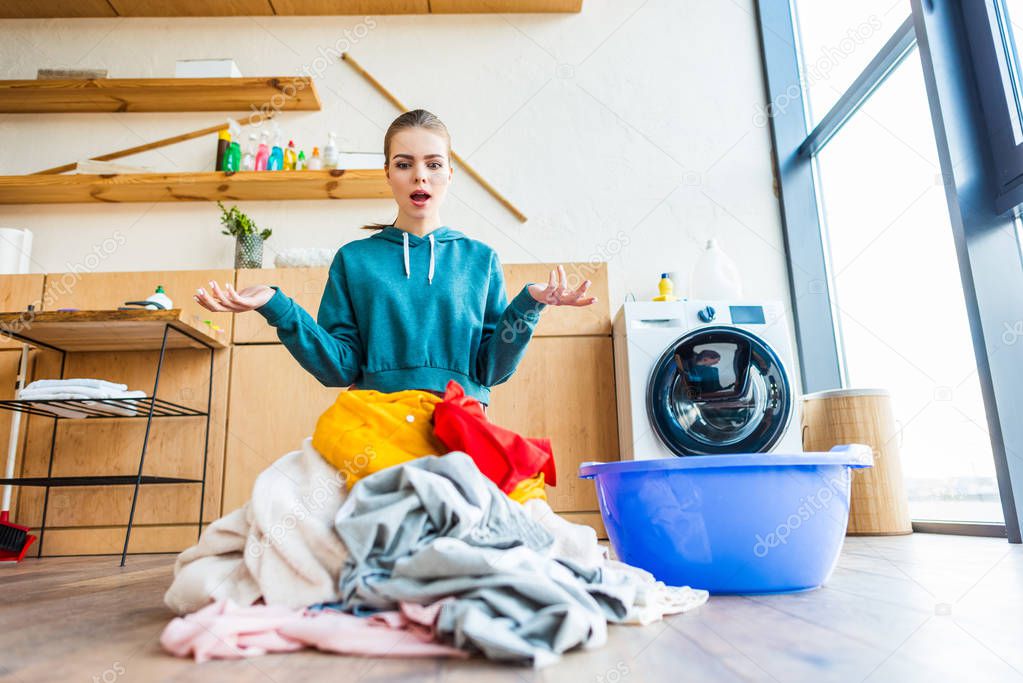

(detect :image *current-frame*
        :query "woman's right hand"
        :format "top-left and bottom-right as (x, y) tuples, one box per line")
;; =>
(194, 280), (274, 313)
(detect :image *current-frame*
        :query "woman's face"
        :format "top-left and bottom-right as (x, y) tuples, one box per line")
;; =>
(385, 128), (452, 220)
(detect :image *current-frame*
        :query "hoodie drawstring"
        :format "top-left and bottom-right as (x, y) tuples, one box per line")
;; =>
(403, 231), (410, 279)
(428, 234), (435, 285)
(401, 230), (437, 285)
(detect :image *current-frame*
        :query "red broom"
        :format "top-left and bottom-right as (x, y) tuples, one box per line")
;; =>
(1, 344), (36, 563)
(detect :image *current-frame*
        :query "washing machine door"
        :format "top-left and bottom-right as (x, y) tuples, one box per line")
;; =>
(646, 326), (793, 455)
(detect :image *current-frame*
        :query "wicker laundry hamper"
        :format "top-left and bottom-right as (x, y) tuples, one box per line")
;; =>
(801, 388), (912, 536)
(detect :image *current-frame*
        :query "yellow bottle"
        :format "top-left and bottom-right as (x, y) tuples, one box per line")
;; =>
(652, 272), (679, 301)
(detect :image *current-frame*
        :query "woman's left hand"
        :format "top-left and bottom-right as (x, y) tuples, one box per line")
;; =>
(528, 265), (598, 307)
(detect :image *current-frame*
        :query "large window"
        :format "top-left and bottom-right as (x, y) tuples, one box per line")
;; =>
(811, 50), (1004, 523)
(757, 0), (1023, 537)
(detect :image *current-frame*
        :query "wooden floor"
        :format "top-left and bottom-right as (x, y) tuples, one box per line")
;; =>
(1, 533), (1021, 682)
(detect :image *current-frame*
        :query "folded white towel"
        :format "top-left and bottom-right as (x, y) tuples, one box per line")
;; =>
(24, 378), (129, 392)
(18, 387), (145, 400)
(16, 389), (147, 418)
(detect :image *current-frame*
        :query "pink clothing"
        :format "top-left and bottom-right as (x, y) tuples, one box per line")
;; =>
(160, 599), (467, 663)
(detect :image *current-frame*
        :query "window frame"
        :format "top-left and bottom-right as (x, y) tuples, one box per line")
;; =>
(756, 0), (1023, 542)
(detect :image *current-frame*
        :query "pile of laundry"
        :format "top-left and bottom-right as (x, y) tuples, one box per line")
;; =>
(17, 378), (147, 418)
(161, 380), (708, 668)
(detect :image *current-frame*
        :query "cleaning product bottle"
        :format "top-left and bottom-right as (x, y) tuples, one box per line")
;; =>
(297, 149), (307, 170)
(323, 132), (339, 169)
(222, 119), (242, 172)
(308, 146), (323, 170)
(241, 132), (258, 171)
(145, 285), (173, 310)
(224, 139), (241, 172)
(254, 130), (270, 171)
(283, 140), (297, 170)
(689, 239), (743, 300)
(268, 124), (284, 171)
(215, 128), (230, 171)
(652, 273), (679, 302)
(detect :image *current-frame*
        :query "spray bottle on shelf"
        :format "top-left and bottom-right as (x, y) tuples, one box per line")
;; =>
(268, 123), (284, 171)
(308, 146), (323, 170)
(283, 140), (297, 170)
(254, 129), (270, 171)
(222, 119), (242, 172)
(241, 132), (258, 171)
(323, 132), (339, 169)
(297, 149), (307, 170)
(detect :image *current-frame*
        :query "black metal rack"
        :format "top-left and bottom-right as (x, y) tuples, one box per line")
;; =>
(0, 318), (217, 566)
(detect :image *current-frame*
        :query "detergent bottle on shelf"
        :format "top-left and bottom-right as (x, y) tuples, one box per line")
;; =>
(222, 119), (242, 172)
(145, 285), (173, 310)
(689, 239), (743, 300)
(283, 140), (297, 170)
(254, 130), (270, 171)
(652, 273), (679, 302)
(323, 132), (339, 169)
(307, 146), (323, 170)
(215, 128), (230, 171)
(297, 149), (307, 170)
(241, 133), (258, 171)
(268, 124), (284, 171)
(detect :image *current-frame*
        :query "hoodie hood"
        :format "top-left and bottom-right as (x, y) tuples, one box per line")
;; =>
(370, 226), (467, 285)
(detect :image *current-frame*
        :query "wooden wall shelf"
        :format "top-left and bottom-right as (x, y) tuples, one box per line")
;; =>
(0, 169), (391, 204)
(0, 77), (320, 114)
(0, 0), (582, 18)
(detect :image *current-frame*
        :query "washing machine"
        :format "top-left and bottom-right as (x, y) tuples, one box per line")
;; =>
(613, 299), (802, 460)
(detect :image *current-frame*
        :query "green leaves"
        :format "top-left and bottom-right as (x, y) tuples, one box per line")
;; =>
(217, 200), (270, 240)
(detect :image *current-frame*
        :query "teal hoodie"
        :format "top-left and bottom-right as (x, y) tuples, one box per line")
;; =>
(255, 225), (547, 405)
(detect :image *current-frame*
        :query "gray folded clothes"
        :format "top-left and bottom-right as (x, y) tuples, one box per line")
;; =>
(332, 452), (660, 667)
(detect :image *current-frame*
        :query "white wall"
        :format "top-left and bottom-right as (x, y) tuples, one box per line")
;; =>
(0, 0), (791, 327)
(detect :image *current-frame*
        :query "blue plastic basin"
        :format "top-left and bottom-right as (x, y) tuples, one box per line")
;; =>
(579, 445), (873, 594)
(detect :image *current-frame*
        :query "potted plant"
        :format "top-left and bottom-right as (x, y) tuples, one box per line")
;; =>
(218, 201), (271, 269)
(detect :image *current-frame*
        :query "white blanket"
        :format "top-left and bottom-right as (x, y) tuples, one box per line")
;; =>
(164, 436), (348, 615)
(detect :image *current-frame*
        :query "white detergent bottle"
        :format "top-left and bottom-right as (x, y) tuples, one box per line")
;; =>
(689, 239), (743, 300)
(323, 132), (339, 170)
(145, 285), (173, 310)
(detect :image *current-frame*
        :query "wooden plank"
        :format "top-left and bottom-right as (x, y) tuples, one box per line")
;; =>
(559, 511), (607, 539)
(0, 0), (116, 17)
(222, 344), (338, 512)
(0, 309), (225, 351)
(272, 0), (429, 13)
(489, 335), (618, 512)
(0, 169), (391, 204)
(108, 0), (273, 16)
(430, 0), (582, 11)
(0, 77), (320, 114)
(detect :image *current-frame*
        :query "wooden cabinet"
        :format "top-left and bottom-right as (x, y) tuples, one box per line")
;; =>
(222, 344), (338, 513)
(3, 261), (617, 554)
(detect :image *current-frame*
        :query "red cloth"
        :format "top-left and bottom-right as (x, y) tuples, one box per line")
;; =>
(432, 380), (556, 492)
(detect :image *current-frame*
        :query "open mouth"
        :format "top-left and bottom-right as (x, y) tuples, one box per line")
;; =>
(410, 190), (431, 207)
